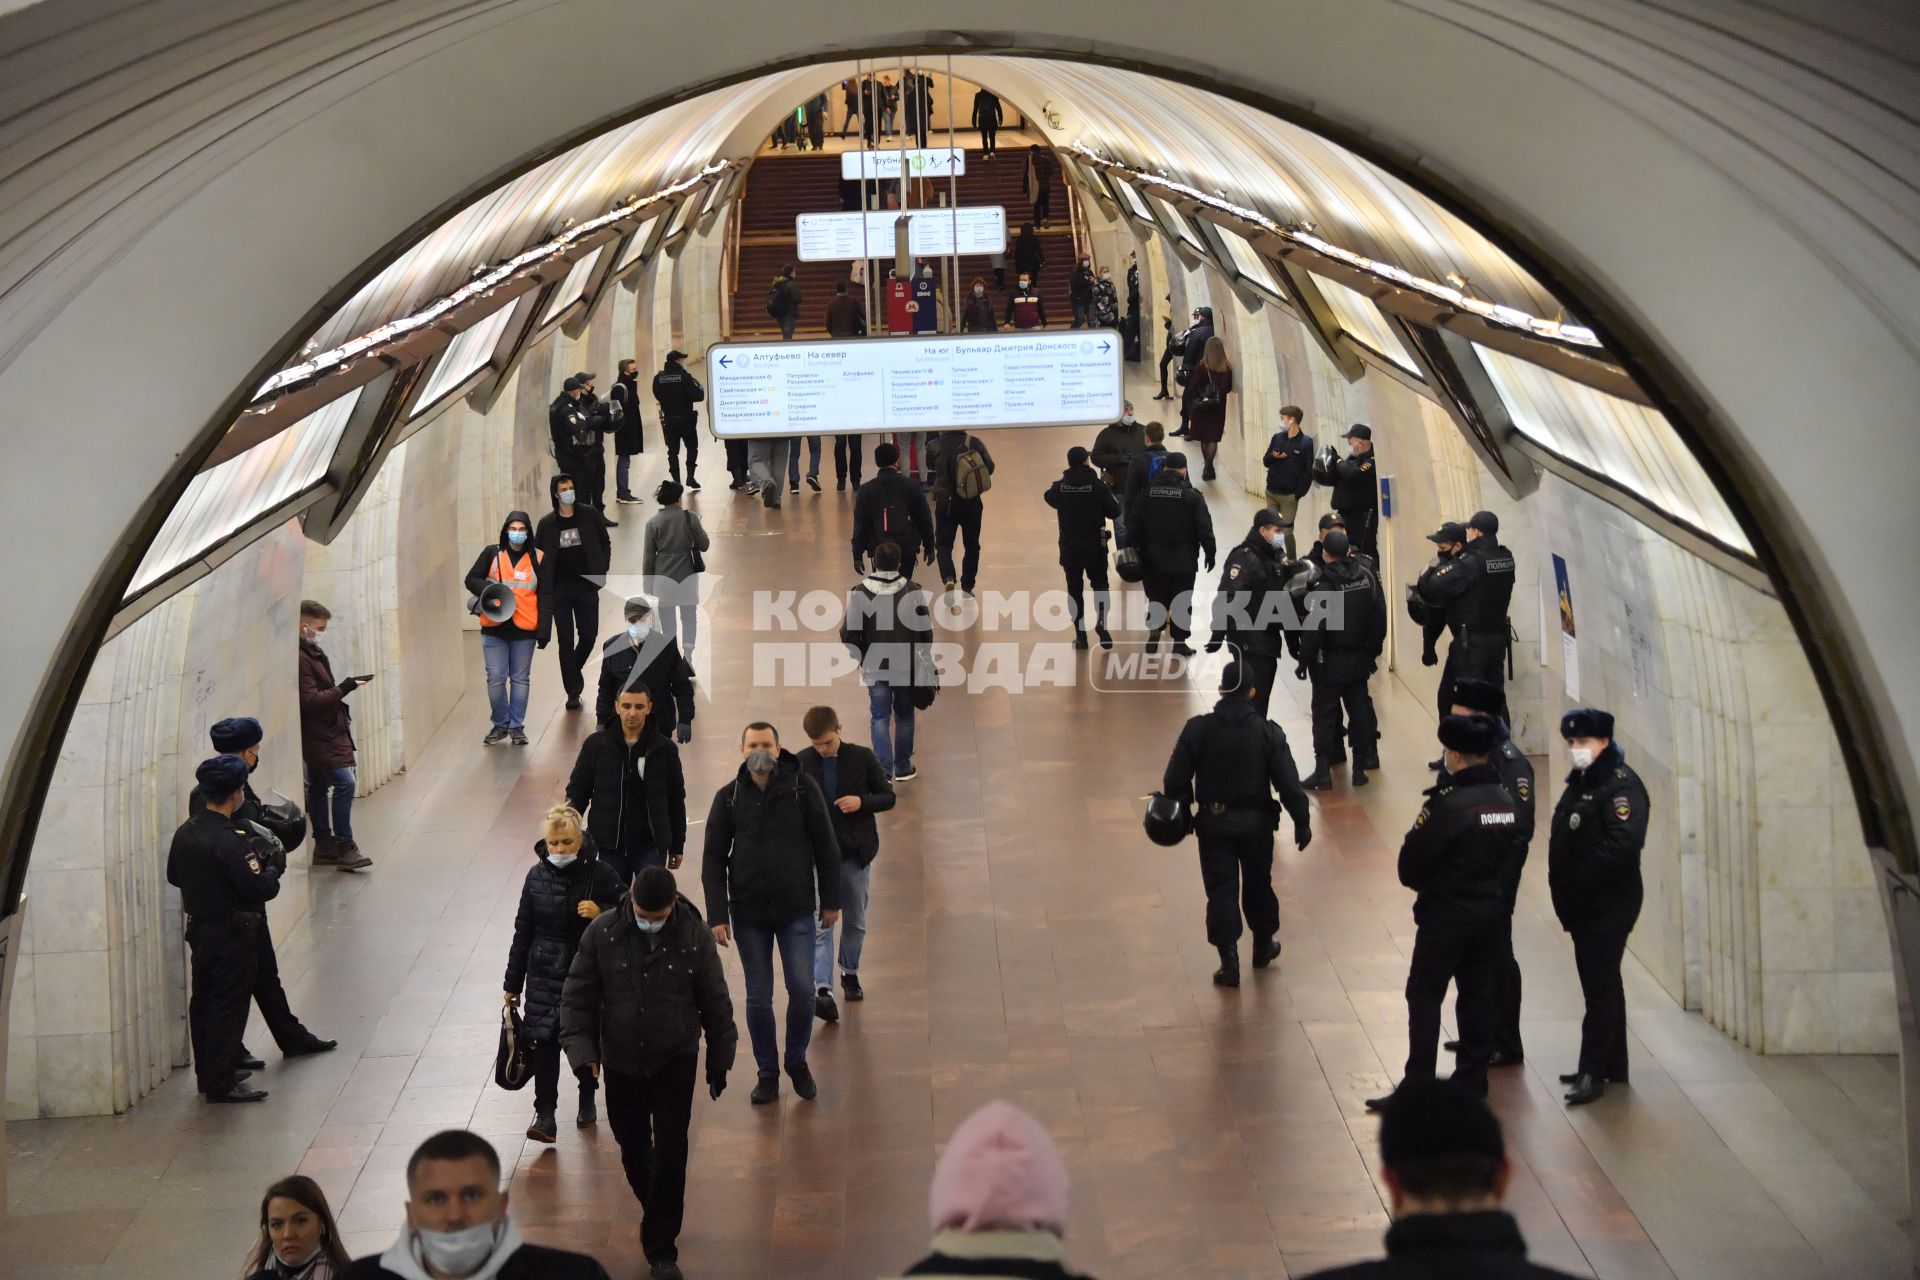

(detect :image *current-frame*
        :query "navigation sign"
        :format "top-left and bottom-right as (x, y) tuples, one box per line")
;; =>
(840, 149), (968, 180)
(706, 332), (1125, 439)
(796, 207), (1007, 262)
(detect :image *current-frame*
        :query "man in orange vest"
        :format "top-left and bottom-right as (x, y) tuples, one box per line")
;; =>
(464, 509), (549, 746)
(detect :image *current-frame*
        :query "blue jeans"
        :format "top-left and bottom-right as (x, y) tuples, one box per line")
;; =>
(814, 861), (871, 988)
(733, 915), (816, 1077)
(867, 682), (915, 776)
(482, 634), (535, 730)
(617, 452), (637, 499)
(304, 764), (355, 840)
(787, 436), (822, 485)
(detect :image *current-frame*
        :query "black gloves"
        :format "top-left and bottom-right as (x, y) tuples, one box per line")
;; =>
(1203, 554), (1215, 572)
(674, 723), (693, 745)
(707, 1071), (727, 1101)
(1295, 822), (1312, 851)
(337, 676), (364, 694)
(1292, 663), (1307, 682)
(1421, 646), (1438, 667)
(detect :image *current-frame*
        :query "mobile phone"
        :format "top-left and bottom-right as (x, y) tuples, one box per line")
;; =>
(357, 674), (376, 683)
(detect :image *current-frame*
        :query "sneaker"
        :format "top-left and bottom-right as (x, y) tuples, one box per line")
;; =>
(750, 1075), (779, 1105)
(527, 1111), (557, 1143)
(789, 482), (800, 494)
(815, 988), (839, 1023)
(730, 479), (746, 491)
(836, 479), (847, 492)
(483, 726), (509, 745)
(842, 972), (864, 1002)
(786, 1062), (819, 1101)
(944, 579), (958, 594)
(509, 729), (529, 747)
(602, 517), (619, 528)
(807, 476), (821, 492)
(687, 477), (702, 491)
(577, 1094), (597, 1127)
(332, 842), (373, 871)
(892, 765), (918, 782)
(616, 494), (643, 504)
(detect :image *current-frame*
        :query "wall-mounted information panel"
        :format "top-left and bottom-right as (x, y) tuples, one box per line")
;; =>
(840, 148), (968, 180)
(795, 207), (1007, 262)
(707, 332), (1124, 438)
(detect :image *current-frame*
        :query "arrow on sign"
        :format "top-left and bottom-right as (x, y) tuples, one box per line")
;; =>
(1098, 340), (1112, 353)
(718, 354), (732, 367)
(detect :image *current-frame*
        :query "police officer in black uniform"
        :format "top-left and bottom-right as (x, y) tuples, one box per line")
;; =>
(1319, 425), (1380, 560)
(168, 755), (283, 1103)
(186, 718), (336, 1069)
(1161, 661), (1313, 987)
(1205, 508), (1291, 715)
(652, 349), (706, 491)
(1417, 511), (1516, 735)
(1042, 446), (1119, 650)
(1126, 451), (1215, 655)
(550, 372), (617, 518)
(1297, 530), (1386, 790)
(1438, 680), (1535, 1068)
(1367, 715), (1515, 1110)
(1548, 708), (1649, 1105)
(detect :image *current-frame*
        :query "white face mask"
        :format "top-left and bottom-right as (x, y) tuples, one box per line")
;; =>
(973, 285), (984, 296)
(1122, 413), (1136, 424)
(548, 853), (578, 869)
(1569, 746), (1597, 770)
(628, 621), (651, 641)
(557, 489), (575, 506)
(1265, 532), (1285, 550)
(415, 1221), (500, 1277)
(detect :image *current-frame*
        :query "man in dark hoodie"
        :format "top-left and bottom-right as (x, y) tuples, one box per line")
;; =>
(851, 441), (935, 572)
(596, 597), (696, 742)
(567, 685), (689, 888)
(702, 722), (840, 1106)
(464, 510), (548, 746)
(536, 473), (613, 712)
(1043, 446), (1118, 649)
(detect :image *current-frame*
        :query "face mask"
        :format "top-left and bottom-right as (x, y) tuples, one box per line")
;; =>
(1122, 413), (1136, 425)
(277, 1242), (323, 1268)
(1569, 746), (1597, 770)
(628, 621), (651, 641)
(1100, 272), (1112, 281)
(633, 912), (667, 934)
(415, 1222), (499, 1277)
(301, 625), (320, 643)
(746, 748), (777, 776)
(1018, 280), (1030, 290)
(973, 285), (984, 296)
(1265, 532), (1285, 550)
(507, 530), (528, 548)
(548, 853), (578, 868)
(557, 489), (575, 506)
(921, 268), (931, 278)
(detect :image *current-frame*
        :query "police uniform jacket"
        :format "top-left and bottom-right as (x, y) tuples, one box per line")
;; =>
(548, 392), (610, 459)
(1487, 725), (1537, 893)
(1327, 449), (1378, 514)
(651, 363), (703, 424)
(167, 809), (282, 924)
(1043, 463), (1119, 563)
(1211, 532), (1290, 659)
(1398, 763), (1515, 922)
(1162, 696), (1312, 838)
(1127, 472), (1215, 577)
(1297, 555), (1386, 678)
(1420, 536), (1515, 637)
(1547, 743), (1649, 933)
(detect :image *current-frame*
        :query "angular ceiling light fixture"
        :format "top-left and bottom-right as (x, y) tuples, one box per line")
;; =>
(1070, 142), (1600, 350)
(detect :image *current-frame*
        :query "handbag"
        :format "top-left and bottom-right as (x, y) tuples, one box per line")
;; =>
(494, 1003), (533, 1092)
(1193, 369), (1223, 410)
(683, 509), (705, 573)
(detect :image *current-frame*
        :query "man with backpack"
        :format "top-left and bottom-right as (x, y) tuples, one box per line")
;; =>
(929, 429), (996, 597)
(852, 441), (936, 573)
(768, 264), (803, 341)
(840, 542), (935, 783)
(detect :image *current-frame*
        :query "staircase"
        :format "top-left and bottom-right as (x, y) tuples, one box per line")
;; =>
(727, 148), (1081, 338)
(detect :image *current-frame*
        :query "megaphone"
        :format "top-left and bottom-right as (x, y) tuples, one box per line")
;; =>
(468, 581), (515, 623)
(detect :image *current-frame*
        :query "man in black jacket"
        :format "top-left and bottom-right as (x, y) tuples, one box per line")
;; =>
(548, 372), (616, 516)
(798, 706), (896, 1022)
(1162, 662), (1313, 987)
(929, 429), (996, 596)
(168, 754), (282, 1103)
(1262, 405), (1315, 558)
(536, 473), (612, 711)
(340, 1129), (611, 1280)
(840, 542), (935, 782)
(596, 597), (695, 741)
(1417, 510), (1517, 729)
(567, 686), (688, 887)
(1548, 707), (1648, 1106)
(1127, 451), (1215, 655)
(1044, 446), (1119, 649)
(1298, 530), (1387, 790)
(1173, 305), (1215, 436)
(562, 868), (735, 1280)
(852, 441), (936, 572)
(651, 349), (705, 491)
(1368, 716), (1515, 1111)
(1323, 424), (1379, 559)
(1302, 1080), (1585, 1280)
(1122, 421), (1169, 511)
(1206, 508), (1291, 713)
(610, 357), (647, 504)
(702, 723), (841, 1105)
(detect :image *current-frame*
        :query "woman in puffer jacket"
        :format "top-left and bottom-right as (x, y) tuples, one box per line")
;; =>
(892, 1100), (1097, 1279)
(504, 804), (625, 1144)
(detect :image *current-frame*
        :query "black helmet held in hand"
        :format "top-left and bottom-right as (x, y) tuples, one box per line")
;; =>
(255, 797), (308, 853)
(1143, 792), (1193, 847)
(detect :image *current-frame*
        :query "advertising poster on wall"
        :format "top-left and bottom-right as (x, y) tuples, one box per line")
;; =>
(1553, 553), (1579, 700)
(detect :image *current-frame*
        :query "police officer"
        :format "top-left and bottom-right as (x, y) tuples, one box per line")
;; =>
(651, 349), (705, 492)
(1160, 661), (1313, 987)
(1319, 425), (1379, 560)
(1417, 511), (1516, 734)
(550, 373), (615, 518)
(1297, 530), (1385, 790)
(1042, 446), (1119, 649)
(168, 755), (282, 1103)
(186, 718), (337, 1067)
(1367, 716), (1515, 1111)
(1439, 680), (1534, 1068)
(1548, 708), (1648, 1105)
(1206, 509), (1291, 716)
(1126, 451), (1215, 655)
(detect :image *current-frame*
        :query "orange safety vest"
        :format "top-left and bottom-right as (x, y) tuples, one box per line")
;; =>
(482, 549), (542, 630)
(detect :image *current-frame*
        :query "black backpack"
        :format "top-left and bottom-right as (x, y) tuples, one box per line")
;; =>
(766, 282), (785, 318)
(878, 487), (916, 546)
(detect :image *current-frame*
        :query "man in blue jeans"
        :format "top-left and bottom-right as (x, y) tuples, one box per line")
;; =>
(297, 599), (374, 870)
(701, 722), (840, 1106)
(839, 541), (934, 782)
(786, 435), (823, 493)
(796, 706), (895, 1023)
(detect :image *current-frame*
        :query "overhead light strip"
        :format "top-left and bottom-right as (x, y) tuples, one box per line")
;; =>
(1068, 142), (1602, 351)
(251, 160), (731, 403)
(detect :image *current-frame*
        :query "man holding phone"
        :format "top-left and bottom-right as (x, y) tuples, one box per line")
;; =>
(297, 599), (374, 870)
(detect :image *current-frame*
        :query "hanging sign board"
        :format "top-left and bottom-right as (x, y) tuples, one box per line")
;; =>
(796, 207), (1007, 262)
(840, 148), (968, 180)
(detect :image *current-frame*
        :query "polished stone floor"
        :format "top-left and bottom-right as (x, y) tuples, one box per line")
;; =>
(5, 385), (1911, 1278)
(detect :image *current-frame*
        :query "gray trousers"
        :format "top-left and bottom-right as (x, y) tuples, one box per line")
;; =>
(748, 438), (792, 507)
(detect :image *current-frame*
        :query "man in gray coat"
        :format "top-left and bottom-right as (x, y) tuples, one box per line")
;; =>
(562, 866), (735, 1280)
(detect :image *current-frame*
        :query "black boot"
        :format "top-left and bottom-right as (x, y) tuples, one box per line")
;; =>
(577, 1082), (598, 1127)
(1352, 766), (1370, 788)
(1212, 946), (1240, 987)
(1094, 613), (1113, 649)
(1251, 935), (1282, 969)
(1303, 766), (1333, 791)
(1074, 629), (1089, 650)
(1564, 1074), (1606, 1106)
